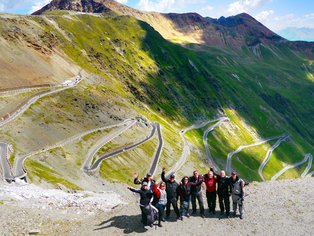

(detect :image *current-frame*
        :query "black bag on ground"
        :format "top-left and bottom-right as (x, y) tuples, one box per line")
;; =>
(145, 204), (158, 226)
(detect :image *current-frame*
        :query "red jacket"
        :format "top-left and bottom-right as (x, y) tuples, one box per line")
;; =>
(153, 184), (161, 199)
(204, 174), (217, 192)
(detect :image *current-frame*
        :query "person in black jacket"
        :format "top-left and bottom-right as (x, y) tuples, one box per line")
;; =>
(189, 170), (205, 217)
(215, 169), (231, 217)
(134, 172), (156, 191)
(177, 176), (192, 220)
(128, 182), (154, 226)
(161, 167), (180, 220)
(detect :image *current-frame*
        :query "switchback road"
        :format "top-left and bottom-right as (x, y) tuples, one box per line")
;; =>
(271, 153), (312, 181)
(258, 134), (289, 181)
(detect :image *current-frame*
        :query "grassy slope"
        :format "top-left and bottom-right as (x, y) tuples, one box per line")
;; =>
(15, 11), (314, 185)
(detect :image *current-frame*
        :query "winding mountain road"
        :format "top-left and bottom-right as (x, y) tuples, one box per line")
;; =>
(0, 85), (52, 97)
(165, 117), (226, 178)
(13, 119), (136, 178)
(258, 134), (289, 181)
(0, 142), (14, 182)
(226, 135), (287, 174)
(307, 170), (314, 177)
(147, 123), (163, 176)
(271, 153), (312, 181)
(203, 117), (229, 172)
(81, 119), (137, 171)
(88, 123), (159, 172)
(301, 153), (313, 177)
(0, 75), (82, 128)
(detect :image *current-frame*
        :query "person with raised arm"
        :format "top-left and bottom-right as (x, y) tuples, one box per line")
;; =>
(127, 182), (154, 226)
(161, 167), (180, 220)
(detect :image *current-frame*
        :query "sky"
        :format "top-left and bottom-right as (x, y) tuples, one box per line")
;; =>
(0, 0), (313, 40)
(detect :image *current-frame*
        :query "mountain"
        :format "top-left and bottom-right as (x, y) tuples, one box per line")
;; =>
(32, 0), (285, 49)
(0, 0), (313, 190)
(32, 0), (314, 57)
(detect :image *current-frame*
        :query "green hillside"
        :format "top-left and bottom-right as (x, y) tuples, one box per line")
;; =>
(1, 11), (313, 188)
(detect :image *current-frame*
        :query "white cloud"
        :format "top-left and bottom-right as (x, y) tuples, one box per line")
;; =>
(115, 0), (128, 4)
(29, 0), (50, 14)
(137, 0), (206, 13)
(255, 10), (274, 21)
(198, 5), (214, 17)
(138, 0), (176, 12)
(257, 12), (314, 32)
(0, 3), (4, 12)
(227, 0), (272, 15)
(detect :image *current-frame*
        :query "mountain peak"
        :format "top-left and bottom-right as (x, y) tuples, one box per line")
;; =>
(33, 0), (285, 49)
(32, 0), (116, 15)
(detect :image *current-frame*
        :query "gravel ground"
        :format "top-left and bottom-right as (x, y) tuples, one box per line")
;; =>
(0, 178), (313, 235)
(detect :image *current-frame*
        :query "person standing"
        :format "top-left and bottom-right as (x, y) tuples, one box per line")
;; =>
(189, 170), (205, 217)
(153, 182), (167, 227)
(216, 170), (231, 218)
(203, 170), (217, 215)
(134, 172), (155, 191)
(161, 167), (180, 220)
(177, 176), (191, 220)
(127, 182), (154, 226)
(230, 171), (245, 219)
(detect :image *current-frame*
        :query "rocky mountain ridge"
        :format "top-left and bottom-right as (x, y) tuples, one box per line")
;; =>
(32, 0), (314, 56)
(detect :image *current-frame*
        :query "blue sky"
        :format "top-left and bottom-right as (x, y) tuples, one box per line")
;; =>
(0, 0), (313, 40)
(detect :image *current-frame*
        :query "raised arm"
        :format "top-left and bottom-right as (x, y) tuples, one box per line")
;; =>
(161, 167), (168, 182)
(133, 173), (142, 185)
(128, 186), (141, 194)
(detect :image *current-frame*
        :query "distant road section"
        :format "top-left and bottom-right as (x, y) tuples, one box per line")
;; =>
(88, 123), (158, 172)
(301, 154), (313, 177)
(0, 142), (14, 182)
(148, 123), (163, 176)
(0, 75), (83, 128)
(165, 117), (226, 178)
(226, 135), (286, 174)
(271, 153), (312, 181)
(258, 134), (289, 181)
(0, 84), (52, 97)
(81, 119), (137, 171)
(203, 117), (229, 172)
(14, 119), (136, 179)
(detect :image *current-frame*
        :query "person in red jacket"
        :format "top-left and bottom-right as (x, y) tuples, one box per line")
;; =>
(203, 170), (217, 215)
(153, 182), (167, 227)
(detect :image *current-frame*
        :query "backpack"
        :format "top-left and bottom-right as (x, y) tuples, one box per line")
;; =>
(145, 204), (158, 226)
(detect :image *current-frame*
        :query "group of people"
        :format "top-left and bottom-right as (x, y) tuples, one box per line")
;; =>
(127, 167), (246, 227)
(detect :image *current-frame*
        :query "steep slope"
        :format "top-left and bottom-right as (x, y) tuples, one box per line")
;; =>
(0, 2), (313, 188)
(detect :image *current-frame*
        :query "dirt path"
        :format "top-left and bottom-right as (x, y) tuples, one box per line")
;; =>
(0, 177), (312, 235)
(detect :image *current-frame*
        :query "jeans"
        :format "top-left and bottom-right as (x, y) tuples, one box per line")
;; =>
(180, 200), (190, 217)
(156, 203), (166, 224)
(191, 191), (204, 215)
